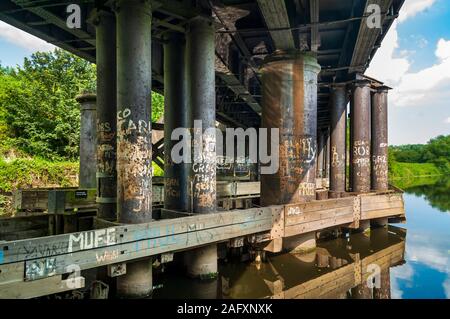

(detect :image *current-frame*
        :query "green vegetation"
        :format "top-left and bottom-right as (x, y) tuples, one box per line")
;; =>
(400, 176), (450, 213)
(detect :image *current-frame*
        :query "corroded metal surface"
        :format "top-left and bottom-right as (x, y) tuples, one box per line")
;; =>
(371, 87), (389, 191)
(260, 52), (321, 205)
(93, 9), (117, 221)
(164, 32), (190, 212)
(351, 80), (371, 193)
(329, 84), (347, 192)
(187, 17), (217, 214)
(76, 94), (97, 189)
(115, 0), (153, 224)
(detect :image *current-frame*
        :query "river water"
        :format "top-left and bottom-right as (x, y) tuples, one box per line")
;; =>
(153, 176), (450, 299)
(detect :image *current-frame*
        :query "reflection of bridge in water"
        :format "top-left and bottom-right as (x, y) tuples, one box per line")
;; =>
(154, 226), (406, 299)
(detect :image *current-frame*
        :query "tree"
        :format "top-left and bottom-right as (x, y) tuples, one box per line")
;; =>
(0, 49), (96, 160)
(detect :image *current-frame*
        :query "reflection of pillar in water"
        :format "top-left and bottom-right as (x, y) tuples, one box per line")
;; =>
(114, 0), (153, 298)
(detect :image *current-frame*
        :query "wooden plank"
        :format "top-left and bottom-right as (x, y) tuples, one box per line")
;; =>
(24, 218), (273, 281)
(285, 214), (353, 237)
(0, 275), (85, 299)
(285, 205), (353, 227)
(362, 207), (405, 220)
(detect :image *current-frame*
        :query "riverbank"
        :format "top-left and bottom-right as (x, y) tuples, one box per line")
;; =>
(389, 161), (442, 179)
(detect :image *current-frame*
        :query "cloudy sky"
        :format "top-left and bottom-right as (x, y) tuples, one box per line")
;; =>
(0, 0), (449, 145)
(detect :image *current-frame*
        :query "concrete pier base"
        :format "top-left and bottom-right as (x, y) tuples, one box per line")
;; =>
(116, 259), (153, 298)
(185, 245), (218, 279)
(351, 283), (372, 299)
(283, 232), (316, 254)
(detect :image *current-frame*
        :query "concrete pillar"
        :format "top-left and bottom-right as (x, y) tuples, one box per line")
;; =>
(163, 32), (190, 211)
(316, 130), (325, 185)
(185, 17), (218, 279)
(283, 232), (316, 254)
(351, 80), (371, 193)
(76, 94), (97, 189)
(93, 9), (117, 221)
(329, 84), (347, 194)
(260, 52), (321, 206)
(114, 0), (153, 298)
(371, 86), (389, 191)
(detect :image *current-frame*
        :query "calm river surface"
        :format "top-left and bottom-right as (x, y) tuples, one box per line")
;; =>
(153, 176), (450, 299)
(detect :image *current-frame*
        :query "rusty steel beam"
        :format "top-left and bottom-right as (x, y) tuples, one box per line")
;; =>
(351, 80), (371, 193)
(329, 84), (347, 193)
(260, 52), (321, 205)
(163, 31), (190, 212)
(114, 0), (153, 298)
(76, 93), (97, 189)
(371, 86), (389, 191)
(92, 9), (117, 221)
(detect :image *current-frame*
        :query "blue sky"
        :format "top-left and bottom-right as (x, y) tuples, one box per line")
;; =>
(0, 0), (449, 145)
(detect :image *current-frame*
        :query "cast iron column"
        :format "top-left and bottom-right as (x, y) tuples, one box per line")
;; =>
(114, 0), (153, 298)
(317, 130), (325, 184)
(329, 84), (347, 194)
(371, 86), (389, 191)
(164, 32), (189, 211)
(185, 16), (218, 279)
(93, 9), (117, 221)
(351, 80), (371, 193)
(260, 52), (321, 205)
(76, 94), (97, 189)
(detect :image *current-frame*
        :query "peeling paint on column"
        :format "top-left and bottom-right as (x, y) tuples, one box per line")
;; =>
(260, 52), (321, 205)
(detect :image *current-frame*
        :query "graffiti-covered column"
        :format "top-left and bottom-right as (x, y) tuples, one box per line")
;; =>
(329, 84), (347, 195)
(76, 94), (97, 189)
(260, 52), (320, 253)
(164, 32), (189, 211)
(114, 0), (153, 298)
(92, 8), (117, 221)
(371, 86), (389, 191)
(351, 80), (371, 193)
(185, 17), (218, 279)
(71, 93), (96, 233)
(260, 52), (320, 205)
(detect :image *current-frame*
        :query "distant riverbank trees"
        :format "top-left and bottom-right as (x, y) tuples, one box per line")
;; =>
(389, 135), (450, 179)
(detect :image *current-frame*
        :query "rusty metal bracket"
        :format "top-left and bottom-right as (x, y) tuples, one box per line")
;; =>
(349, 195), (361, 229)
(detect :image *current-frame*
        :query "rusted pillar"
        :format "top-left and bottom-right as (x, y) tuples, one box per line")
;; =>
(351, 80), (371, 193)
(351, 283), (373, 299)
(163, 32), (189, 211)
(329, 84), (347, 194)
(260, 52), (321, 206)
(185, 17), (218, 278)
(316, 130), (325, 186)
(93, 9), (117, 221)
(371, 86), (389, 191)
(76, 94), (97, 189)
(260, 52), (320, 253)
(114, 0), (153, 298)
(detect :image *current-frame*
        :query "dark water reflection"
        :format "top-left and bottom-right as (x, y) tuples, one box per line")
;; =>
(153, 176), (449, 299)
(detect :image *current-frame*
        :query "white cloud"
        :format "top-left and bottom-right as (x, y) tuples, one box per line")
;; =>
(0, 21), (54, 52)
(366, 0), (450, 109)
(398, 0), (436, 22)
(445, 117), (450, 124)
(436, 38), (450, 61)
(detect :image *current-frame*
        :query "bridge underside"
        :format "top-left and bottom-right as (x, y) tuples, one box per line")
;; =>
(0, 0), (404, 128)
